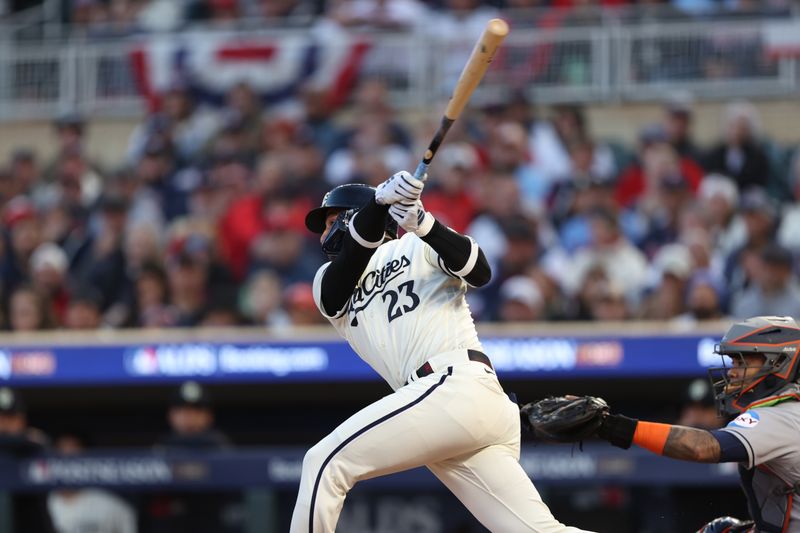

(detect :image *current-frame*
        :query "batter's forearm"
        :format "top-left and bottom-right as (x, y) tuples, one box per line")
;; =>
(663, 426), (721, 463)
(420, 219), (491, 287)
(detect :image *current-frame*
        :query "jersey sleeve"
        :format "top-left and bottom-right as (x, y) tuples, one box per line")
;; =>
(312, 263), (349, 320)
(719, 408), (793, 468)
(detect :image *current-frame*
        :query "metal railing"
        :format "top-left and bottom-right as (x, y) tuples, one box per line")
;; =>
(0, 16), (798, 121)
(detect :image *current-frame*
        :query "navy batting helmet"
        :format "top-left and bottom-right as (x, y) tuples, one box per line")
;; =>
(305, 183), (397, 259)
(709, 316), (800, 416)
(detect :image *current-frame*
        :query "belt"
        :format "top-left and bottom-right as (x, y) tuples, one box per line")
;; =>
(409, 349), (492, 383)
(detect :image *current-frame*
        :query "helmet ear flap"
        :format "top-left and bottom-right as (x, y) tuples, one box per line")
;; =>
(321, 209), (355, 260)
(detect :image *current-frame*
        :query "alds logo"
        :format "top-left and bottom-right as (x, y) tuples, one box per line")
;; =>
(348, 255), (411, 326)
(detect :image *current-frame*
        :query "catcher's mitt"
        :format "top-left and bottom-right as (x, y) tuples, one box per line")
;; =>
(520, 395), (609, 443)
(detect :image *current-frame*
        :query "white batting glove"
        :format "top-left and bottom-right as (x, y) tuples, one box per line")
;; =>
(374, 170), (425, 206)
(388, 199), (435, 237)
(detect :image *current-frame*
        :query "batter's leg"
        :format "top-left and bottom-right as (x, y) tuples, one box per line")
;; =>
(289, 368), (511, 533)
(428, 444), (596, 533)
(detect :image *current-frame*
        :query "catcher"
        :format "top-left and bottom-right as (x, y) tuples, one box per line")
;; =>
(521, 316), (800, 533)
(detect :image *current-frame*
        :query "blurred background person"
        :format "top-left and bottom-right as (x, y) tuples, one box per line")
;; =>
(0, 387), (56, 533)
(48, 432), (138, 533)
(146, 381), (240, 533)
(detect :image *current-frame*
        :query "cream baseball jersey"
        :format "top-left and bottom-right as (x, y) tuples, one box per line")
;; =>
(312, 232), (484, 390)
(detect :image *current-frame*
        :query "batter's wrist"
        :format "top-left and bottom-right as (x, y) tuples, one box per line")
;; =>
(414, 211), (435, 237)
(597, 414), (638, 449)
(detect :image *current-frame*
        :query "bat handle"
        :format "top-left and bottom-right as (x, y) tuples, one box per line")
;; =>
(413, 161), (429, 182)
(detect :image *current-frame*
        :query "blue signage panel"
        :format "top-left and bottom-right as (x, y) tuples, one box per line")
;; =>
(0, 333), (725, 386)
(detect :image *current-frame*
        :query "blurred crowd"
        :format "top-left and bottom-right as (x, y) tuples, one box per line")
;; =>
(1, 0), (795, 35)
(1, 74), (799, 331)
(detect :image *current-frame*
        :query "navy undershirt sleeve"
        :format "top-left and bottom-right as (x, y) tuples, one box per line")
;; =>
(420, 220), (491, 287)
(320, 198), (389, 315)
(710, 430), (749, 463)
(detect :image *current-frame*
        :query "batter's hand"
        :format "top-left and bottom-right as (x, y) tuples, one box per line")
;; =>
(388, 199), (435, 236)
(375, 170), (425, 206)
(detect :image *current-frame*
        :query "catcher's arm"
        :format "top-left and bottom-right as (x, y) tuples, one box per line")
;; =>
(598, 414), (747, 463)
(521, 396), (747, 463)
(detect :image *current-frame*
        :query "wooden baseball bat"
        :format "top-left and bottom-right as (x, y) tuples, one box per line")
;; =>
(414, 18), (509, 180)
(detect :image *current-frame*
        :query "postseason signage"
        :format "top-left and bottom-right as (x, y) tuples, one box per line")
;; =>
(0, 332), (724, 386)
(0, 444), (737, 490)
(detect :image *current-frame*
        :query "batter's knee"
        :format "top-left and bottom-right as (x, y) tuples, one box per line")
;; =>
(301, 442), (358, 498)
(300, 441), (329, 482)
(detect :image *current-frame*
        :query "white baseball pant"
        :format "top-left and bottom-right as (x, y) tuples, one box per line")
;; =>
(289, 360), (595, 532)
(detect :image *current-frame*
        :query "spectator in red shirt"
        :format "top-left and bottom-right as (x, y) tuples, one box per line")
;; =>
(615, 123), (703, 208)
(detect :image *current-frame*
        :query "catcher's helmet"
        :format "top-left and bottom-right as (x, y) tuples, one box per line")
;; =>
(709, 316), (800, 416)
(304, 183), (397, 259)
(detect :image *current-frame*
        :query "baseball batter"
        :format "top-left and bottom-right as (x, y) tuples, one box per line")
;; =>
(578, 316), (800, 533)
(290, 172), (593, 532)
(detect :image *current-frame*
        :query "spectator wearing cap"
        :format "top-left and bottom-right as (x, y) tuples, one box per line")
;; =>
(673, 270), (727, 327)
(218, 81), (264, 158)
(43, 111), (103, 197)
(29, 242), (71, 324)
(296, 83), (343, 158)
(0, 196), (42, 292)
(639, 243), (694, 320)
(51, 112), (86, 158)
(587, 279), (630, 322)
(697, 173), (746, 259)
(70, 194), (130, 316)
(636, 144), (694, 255)
(662, 93), (703, 165)
(147, 381), (237, 533)
(703, 100), (771, 192)
(8, 148), (41, 200)
(159, 381), (229, 449)
(132, 136), (195, 222)
(731, 244), (800, 319)
(200, 286), (245, 327)
(722, 187), (778, 294)
(64, 287), (104, 329)
(7, 284), (55, 331)
(548, 144), (620, 253)
(47, 432), (138, 533)
(560, 208), (648, 308)
(0, 387), (57, 532)
(497, 275), (545, 322)
(164, 233), (212, 327)
(44, 145), (103, 212)
(614, 124), (703, 208)
(127, 80), (219, 165)
(283, 281), (326, 326)
(677, 378), (725, 431)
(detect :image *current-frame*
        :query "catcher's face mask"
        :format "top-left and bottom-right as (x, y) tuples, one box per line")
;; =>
(708, 349), (776, 416)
